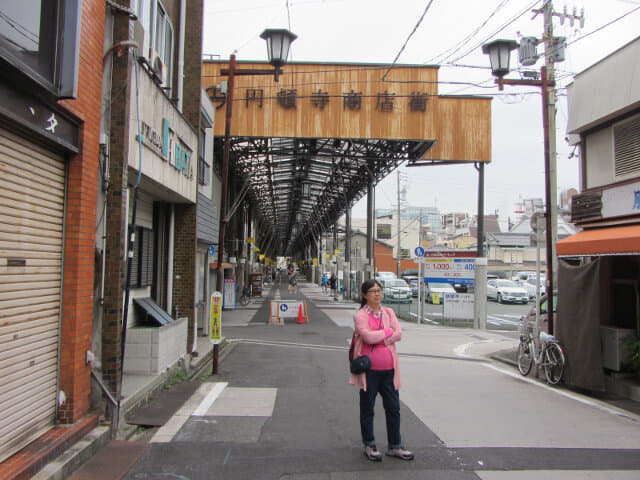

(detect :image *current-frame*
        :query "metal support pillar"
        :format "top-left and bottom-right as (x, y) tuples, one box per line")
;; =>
(474, 162), (487, 330)
(366, 180), (375, 280)
(345, 206), (352, 299)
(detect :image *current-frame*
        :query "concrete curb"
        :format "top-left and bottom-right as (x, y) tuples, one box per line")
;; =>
(31, 426), (111, 480)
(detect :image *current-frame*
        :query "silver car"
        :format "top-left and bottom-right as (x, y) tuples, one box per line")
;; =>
(487, 279), (529, 304)
(382, 279), (412, 303)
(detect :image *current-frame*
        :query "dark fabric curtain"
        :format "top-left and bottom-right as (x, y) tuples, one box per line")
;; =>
(557, 258), (605, 391)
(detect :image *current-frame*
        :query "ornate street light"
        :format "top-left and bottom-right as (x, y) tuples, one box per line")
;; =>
(261, 28), (298, 68)
(481, 39), (518, 78)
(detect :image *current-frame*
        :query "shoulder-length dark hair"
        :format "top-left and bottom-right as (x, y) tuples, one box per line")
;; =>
(360, 279), (382, 308)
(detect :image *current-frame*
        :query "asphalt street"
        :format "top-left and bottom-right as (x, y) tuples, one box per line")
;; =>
(121, 280), (640, 480)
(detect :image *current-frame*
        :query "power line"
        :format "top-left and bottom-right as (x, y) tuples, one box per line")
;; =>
(448, 0), (542, 64)
(425, 0), (511, 65)
(382, 0), (436, 81)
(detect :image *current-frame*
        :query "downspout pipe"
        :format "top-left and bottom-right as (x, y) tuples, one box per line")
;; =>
(177, 0), (186, 111)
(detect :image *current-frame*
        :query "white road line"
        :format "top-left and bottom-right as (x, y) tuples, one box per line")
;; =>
(484, 363), (640, 423)
(192, 381), (228, 416)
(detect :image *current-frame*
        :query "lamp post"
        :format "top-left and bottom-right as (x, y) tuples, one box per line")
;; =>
(216, 28), (297, 293)
(482, 39), (556, 334)
(212, 29), (296, 373)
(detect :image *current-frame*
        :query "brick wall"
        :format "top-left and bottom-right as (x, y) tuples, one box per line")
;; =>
(173, 204), (197, 349)
(56, 0), (106, 423)
(172, 0), (204, 351)
(373, 243), (419, 274)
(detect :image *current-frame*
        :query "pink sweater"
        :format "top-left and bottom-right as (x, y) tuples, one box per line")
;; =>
(349, 305), (402, 391)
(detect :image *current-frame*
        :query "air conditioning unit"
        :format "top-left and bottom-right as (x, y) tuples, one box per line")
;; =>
(601, 326), (635, 371)
(132, 19), (149, 62)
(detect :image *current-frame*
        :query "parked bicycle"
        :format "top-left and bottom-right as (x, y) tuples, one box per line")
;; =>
(238, 285), (250, 306)
(517, 321), (565, 385)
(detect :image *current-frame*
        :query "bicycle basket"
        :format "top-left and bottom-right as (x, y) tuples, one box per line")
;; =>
(518, 320), (534, 336)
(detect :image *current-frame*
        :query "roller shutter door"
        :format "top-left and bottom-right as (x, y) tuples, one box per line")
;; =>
(0, 128), (64, 462)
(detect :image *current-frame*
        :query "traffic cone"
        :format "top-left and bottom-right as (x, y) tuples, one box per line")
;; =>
(296, 304), (304, 324)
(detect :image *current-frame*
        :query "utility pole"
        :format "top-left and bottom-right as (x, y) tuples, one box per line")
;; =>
(542, 0), (558, 334)
(397, 170), (401, 277)
(533, 0), (582, 333)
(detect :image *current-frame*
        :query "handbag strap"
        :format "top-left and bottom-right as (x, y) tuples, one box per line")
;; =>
(368, 313), (384, 355)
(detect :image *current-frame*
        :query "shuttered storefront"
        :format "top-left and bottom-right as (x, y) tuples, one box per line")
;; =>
(0, 128), (65, 462)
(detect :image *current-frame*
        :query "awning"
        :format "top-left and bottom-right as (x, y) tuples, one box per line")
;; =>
(133, 298), (174, 326)
(556, 224), (640, 257)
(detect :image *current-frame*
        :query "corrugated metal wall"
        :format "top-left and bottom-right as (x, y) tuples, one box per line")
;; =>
(0, 128), (65, 462)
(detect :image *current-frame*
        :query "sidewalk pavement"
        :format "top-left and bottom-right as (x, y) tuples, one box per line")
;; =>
(25, 279), (640, 479)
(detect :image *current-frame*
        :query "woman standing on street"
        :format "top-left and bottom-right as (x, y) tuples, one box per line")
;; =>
(349, 279), (414, 462)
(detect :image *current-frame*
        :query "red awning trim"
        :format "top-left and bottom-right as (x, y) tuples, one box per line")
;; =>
(556, 224), (640, 257)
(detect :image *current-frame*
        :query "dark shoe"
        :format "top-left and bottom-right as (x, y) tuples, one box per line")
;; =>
(364, 445), (382, 462)
(386, 447), (414, 460)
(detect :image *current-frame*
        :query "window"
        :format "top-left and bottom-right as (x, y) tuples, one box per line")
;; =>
(377, 224), (391, 239)
(0, 0), (81, 98)
(198, 128), (210, 186)
(151, 1), (173, 90)
(614, 114), (640, 179)
(128, 226), (155, 288)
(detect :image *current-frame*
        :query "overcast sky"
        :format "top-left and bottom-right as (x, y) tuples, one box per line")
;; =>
(203, 0), (639, 228)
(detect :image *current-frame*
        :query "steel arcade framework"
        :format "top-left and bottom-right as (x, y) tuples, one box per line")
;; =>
(203, 61), (492, 259)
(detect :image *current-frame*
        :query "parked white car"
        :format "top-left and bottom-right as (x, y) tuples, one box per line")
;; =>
(522, 277), (546, 301)
(424, 282), (456, 304)
(376, 271), (397, 282)
(487, 279), (529, 304)
(381, 279), (412, 303)
(512, 271), (536, 283)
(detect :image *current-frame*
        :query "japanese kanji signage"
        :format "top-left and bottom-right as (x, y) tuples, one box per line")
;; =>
(203, 62), (492, 163)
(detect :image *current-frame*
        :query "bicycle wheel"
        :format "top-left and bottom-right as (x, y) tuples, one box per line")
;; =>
(517, 340), (533, 376)
(543, 342), (565, 385)
(239, 295), (249, 306)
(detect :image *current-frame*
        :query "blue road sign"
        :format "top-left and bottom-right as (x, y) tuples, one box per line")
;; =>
(414, 246), (425, 257)
(209, 245), (215, 256)
(280, 304), (288, 312)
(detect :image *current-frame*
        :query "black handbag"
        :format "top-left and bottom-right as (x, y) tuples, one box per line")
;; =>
(350, 354), (371, 374)
(348, 316), (382, 374)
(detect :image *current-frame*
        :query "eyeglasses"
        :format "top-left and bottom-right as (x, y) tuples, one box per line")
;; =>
(367, 289), (382, 294)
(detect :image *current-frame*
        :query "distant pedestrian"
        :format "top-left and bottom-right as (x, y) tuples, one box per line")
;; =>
(321, 273), (329, 293)
(329, 273), (338, 300)
(349, 279), (414, 462)
(288, 270), (297, 294)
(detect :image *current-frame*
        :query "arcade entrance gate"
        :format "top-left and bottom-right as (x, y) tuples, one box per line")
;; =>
(202, 61), (491, 259)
